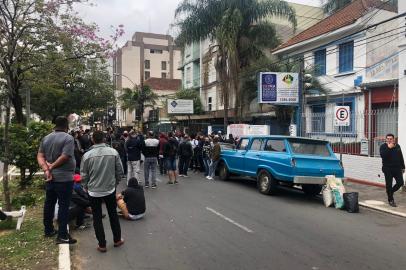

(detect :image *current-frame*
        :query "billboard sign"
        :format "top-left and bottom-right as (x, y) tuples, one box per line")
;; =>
(167, 99), (194, 114)
(258, 72), (299, 104)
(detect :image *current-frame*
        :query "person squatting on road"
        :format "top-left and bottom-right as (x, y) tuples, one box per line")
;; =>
(69, 174), (91, 230)
(116, 177), (146, 220)
(80, 130), (125, 252)
(380, 133), (405, 207)
(37, 116), (77, 244)
(142, 131), (160, 189)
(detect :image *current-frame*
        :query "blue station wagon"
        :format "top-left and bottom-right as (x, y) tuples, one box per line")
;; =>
(218, 136), (344, 196)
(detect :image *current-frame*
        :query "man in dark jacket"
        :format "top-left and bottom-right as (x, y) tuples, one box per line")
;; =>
(142, 131), (160, 189)
(380, 133), (405, 207)
(116, 177), (146, 220)
(125, 131), (143, 181)
(164, 132), (179, 184)
(158, 133), (168, 175)
(178, 135), (193, 177)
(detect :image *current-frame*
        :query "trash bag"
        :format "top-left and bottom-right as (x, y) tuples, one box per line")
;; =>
(332, 188), (344, 209)
(343, 192), (359, 213)
(322, 186), (333, 207)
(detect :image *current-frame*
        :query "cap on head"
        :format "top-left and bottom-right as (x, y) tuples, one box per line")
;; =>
(73, 174), (81, 183)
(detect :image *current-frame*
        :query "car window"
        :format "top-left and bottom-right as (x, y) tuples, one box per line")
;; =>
(250, 139), (263, 151)
(264, 140), (286, 152)
(288, 140), (330, 156)
(237, 139), (249, 150)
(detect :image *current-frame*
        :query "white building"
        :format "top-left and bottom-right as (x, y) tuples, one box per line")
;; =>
(273, 0), (398, 156)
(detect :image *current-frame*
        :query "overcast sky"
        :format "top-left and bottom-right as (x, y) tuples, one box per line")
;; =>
(75, 0), (323, 46)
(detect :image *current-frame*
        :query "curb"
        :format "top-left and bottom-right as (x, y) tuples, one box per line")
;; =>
(359, 202), (406, 218)
(58, 244), (71, 270)
(345, 177), (385, 188)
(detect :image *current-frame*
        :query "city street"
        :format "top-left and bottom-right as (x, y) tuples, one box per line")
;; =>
(73, 172), (406, 270)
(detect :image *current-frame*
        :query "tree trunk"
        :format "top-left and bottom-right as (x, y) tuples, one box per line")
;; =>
(2, 102), (12, 211)
(20, 167), (27, 190)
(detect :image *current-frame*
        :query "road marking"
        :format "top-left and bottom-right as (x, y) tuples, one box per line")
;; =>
(206, 207), (254, 233)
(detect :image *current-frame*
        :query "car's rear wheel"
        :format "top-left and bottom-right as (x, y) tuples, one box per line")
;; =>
(302, 184), (323, 196)
(218, 162), (230, 181)
(257, 170), (278, 195)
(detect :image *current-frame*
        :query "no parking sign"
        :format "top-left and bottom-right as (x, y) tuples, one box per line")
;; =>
(334, 106), (350, 126)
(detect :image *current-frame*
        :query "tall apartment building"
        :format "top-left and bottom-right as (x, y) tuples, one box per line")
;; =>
(113, 32), (182, 126)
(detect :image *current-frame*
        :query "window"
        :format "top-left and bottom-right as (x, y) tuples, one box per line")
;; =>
(288, 140), (330, 157)
(339, 41), (354, 73)
(208, 97), (212, 111)
(161, 61), (167, 70)
(251, 139), (264, 151)
(311, 105), (326, 133)
(150, 49), (163, 54)
(237, 139), (249, 150)
(264, 140), (286, 152)
(186, 67), (191, 84)
(161, 72), (167, 78)
(314, 49), (326, 76)
(144, 60), (150, 69)
(144, 71), (150, 80)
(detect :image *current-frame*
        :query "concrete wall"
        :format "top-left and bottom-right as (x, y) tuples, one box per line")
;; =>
(144, 49), (170, 79)
(340, 154), (385, 184)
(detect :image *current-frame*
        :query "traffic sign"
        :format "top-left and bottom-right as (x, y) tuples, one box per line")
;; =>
(334, 106), (350, 126)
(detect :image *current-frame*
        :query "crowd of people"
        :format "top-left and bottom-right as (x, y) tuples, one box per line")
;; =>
(37, 116), (237, 252)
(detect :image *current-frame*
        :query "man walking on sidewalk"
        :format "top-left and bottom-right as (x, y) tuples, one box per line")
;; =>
(80, 130), (125, 252)
(37, 116), (77, 244)
(142, 131), (160, 189)
(380, 133), (405, 207)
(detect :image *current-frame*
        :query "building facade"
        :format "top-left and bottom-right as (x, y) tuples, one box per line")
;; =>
(113, 32), (182, 126)
(273, 0), (398, 156)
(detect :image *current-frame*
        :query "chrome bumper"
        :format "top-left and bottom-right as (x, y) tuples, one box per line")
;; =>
(293, 176), (327, 185)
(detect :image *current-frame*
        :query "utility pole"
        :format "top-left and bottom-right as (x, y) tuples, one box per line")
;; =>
(398, 2), (406, 147)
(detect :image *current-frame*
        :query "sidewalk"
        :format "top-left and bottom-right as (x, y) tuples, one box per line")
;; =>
(344, 178), (406, 218)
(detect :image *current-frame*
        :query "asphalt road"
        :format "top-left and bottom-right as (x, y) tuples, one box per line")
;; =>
(72, 172), (406, 270)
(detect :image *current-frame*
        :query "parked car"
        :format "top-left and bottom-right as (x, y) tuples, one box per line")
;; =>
(218, 136), (344, 196)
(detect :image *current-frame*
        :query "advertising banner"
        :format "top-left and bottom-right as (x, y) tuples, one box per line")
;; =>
(258, 72), (299, 104)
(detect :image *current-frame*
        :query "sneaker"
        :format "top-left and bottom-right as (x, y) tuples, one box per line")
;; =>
(174, 180), (179, 184)
(179, 174), (184, 177)
(145, 184), (149, 188)
(97, 245), (107, 253)
(389, 201), (397, 207)
(207, 176), (213, 180)
(151, 184), (157, 189)
(75, 223), (90, 230)
(114, 239), (125, 247)
(183, 175), (189, 178)
(206, 176), (210, 179)
(56, 234), (77, 245)
(167, 181), (174, 185)
(44, 230), (58, 237)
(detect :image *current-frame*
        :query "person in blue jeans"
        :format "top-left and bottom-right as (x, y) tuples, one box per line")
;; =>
(207, 137), (221, 180)
(202, 136), (212, 177)
(163, 132), (179, 184)
(37, 116), (77, 244)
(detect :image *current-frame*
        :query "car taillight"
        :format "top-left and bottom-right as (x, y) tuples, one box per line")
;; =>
(291, 158), (296, 167)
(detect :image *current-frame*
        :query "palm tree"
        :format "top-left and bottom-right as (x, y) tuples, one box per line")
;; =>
(175, 0), (296, 127)
(322, 0), (352, 15)
(119, 85), (158, 131)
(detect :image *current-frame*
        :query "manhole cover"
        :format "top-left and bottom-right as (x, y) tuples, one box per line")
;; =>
(364, 200), (385, 206)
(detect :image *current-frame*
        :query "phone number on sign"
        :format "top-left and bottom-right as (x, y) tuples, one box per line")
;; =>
(279, 98), (298, 102)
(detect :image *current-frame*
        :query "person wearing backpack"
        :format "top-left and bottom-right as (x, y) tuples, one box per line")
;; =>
(163, 132), (179, 184)
(178, 135), (193, 177)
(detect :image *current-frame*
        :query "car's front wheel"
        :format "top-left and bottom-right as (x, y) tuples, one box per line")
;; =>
(302, 184), (323, 196)
(257, 170), (278, 195)
(218, 162), (230, 181)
